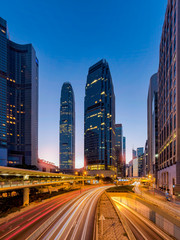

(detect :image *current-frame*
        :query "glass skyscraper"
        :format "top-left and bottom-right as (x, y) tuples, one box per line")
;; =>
(123, 136), (126, 176)
(59, 82), (75, 170)
(115, 124), (123, 177)
(84, 59), (116, 171)
(147, 73), (158, 177)
(0, 17), (38, 167)
(0, 17), (8, 166)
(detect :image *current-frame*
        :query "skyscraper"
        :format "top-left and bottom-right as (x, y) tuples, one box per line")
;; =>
(0, 17), (8, 166)
(123, 136), (126, 176)
(147, 73), (158, 178)
(157, 0), (180, 195)
(132, 149), (137, 160)
(115, 124), (123, 177)
(59, 82), (75, 170)
(84, 59), (116, 171)
(0, 17), (38, 167)
(137, 147), (144, 157)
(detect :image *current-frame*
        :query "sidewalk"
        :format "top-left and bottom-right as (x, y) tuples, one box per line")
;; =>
(134, 185), (180, 220)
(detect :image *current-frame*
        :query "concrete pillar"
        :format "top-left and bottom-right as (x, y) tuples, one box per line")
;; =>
(23, 188), (29, 206)
(90, 180), (93, 185)
(82, 180), (84, 186)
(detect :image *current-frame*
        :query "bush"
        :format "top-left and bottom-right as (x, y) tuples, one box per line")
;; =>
(106, 185), (134, 193)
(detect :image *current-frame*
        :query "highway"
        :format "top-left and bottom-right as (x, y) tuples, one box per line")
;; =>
(113, 199), (174, 240)
(0, 186), (107, 240)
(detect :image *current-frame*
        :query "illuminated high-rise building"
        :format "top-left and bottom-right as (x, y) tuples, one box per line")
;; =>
(115, 124), (123, 177)
(157, 0), (180, 195)
(0, 17), (8, 166)
(123, 136), (126, 175)
(147, 73), (158, 178)
(0, 17), (38, 167)
(59, 82), (75, 170)
(84, 59), (116, 171)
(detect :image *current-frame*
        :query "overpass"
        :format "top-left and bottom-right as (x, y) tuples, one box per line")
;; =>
(0, 166), (96, 205)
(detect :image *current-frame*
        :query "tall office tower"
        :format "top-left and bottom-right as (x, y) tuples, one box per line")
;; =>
(143, 140), (148, 177)
(147, 73), (158, 178)
(0, 18), (8, 166)
(133, 155), (144, 177)
(115, 124), (123, 177)
(0, 17), (38, 167)
(84, 59), (116, 171)
(132, 149), (137, 160)
(137, 147), (144, 157)
(157, 0), (180, 195)
(123, 136), (126, 174)
(59, 82), (75, 170)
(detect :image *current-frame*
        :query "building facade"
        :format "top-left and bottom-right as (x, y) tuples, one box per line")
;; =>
(133, 156), (144, 177)
(84, 59), (116, 171)
(59, 82), (75, 170)
(0, 17), (38, 167)
(137, 147), (144, 157)
(143, 140), (148, 177)
(157, 0), (180, 195)
(115, 124), (123, 177)
(0, 17), (8, 166)
(132, 149), (137, 159)
(123, 136), (126, 176)
(147, 73), (158, 178)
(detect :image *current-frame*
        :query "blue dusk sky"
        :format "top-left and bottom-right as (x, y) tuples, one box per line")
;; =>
(1, 0), (167, 167)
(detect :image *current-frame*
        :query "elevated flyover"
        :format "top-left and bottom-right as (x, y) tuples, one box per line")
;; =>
(0, 166), (95, 205)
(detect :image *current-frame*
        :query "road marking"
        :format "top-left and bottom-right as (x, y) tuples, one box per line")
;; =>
(53, 191), (95, 240)
(70, 194), (94, 240)
(113, 199), (174, 240)
(28, 212), (41, 221)
(81, 189), (105, 240)
(0, 226), (19, 239)
(115, 202), (149, 240)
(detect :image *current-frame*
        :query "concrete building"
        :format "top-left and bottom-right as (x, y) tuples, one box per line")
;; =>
(59, 82), (75, 170)
(38, 159), (59, 173)
(0, 17), (38, 167)
(133, 156), (144, 177)
(84, 59), (116, 172)
(128, 160), (133, 177)
(157, 0), (180, 196)
(147, 73), (158, 179)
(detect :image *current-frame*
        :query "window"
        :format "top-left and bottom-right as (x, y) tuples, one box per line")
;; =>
(174, 140), (176, 155)
(174, 88), (176, 104)
(174, 36), (176, 51)
(174, 114), (176, 129)
(174, 11), (176, 26)
(174, 62), (176, 77)
(170, 114), (172, 133)
(170, 142), (172, 158)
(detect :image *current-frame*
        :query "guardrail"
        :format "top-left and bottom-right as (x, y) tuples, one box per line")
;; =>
(0, 178), (95, 191)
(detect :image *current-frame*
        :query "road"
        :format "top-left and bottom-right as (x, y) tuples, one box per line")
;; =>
(0, 186), (107, 240)
(113, 199), (174, 240)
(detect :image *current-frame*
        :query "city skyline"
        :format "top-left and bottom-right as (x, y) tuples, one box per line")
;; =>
(0, 1), (167, 167)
